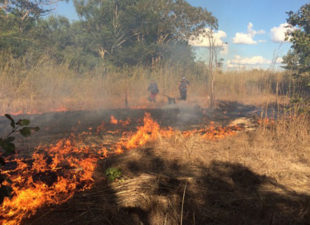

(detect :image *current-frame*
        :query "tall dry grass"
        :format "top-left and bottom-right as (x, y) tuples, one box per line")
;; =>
(0, 55), (292, 114)
(214, 69), (291, 105)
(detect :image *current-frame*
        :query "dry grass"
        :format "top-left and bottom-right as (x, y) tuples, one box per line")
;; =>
(2, 55), (308, 225)
(0, 56), (291, 114)
(24, 113), (310, 225)
(159, 115), (310, 192)
(214, 70), (290, 105)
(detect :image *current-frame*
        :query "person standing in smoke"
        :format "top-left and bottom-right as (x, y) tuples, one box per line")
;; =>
(148, 80), (159, 102)
(179, 77), (190, 100)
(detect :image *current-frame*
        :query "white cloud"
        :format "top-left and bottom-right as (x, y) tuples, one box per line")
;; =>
(233, 33), (256, 45)
(189, 29), (229, 55)
(270, 23), (295, 43)
(233, 22), (265, 45)
(275, 57), (283, 64)
(227, 55), (271, 69)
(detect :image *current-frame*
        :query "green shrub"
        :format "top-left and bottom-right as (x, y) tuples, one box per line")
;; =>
(105, 167), (122, 182)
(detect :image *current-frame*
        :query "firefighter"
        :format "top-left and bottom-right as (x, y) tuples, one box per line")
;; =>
(147, 80), (159, 102)
(179, 77), (190, 100)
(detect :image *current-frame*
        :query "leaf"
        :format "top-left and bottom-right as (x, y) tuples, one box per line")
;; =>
(19, 127), (32, 137)
(1, 141), (15, 155)
(16, 119), (30, 126)
(4, 114), (15, 128)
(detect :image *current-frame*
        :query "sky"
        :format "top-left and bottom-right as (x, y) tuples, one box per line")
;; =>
(52, 0), (310, 70)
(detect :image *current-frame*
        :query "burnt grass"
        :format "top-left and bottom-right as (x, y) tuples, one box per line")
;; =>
(0, 100), (260, 143)
(1, 101), (309, 225)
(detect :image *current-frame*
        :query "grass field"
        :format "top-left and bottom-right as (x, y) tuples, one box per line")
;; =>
(14, 107), (309, 225)
(1, 58), (309, 225)
(0, 57), (291, 114)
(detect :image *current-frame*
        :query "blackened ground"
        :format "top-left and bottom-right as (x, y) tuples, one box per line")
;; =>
(0, 100), (262, 150)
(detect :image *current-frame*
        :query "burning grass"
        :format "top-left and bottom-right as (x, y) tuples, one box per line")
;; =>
(1, 106), (309, 225)
(1, 111), (244, 224)
(22, 112), (310, 225)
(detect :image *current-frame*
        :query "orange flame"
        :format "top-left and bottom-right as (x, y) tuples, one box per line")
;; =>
(0, 113), (242, 224)
(119, 118), (131, 126)
(110, 115), (118, 124)
(1, 139), (98, 225)
(124, 113), (159, 149)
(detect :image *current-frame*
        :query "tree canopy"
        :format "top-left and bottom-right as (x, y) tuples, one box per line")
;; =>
(283, 3), (310, 89)
(73, 0), (217, 66)
(0, 0), (217, 70)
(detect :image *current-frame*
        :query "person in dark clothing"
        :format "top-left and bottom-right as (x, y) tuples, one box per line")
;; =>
(179, 77), (190, 100)
(147, 81), (159, 102)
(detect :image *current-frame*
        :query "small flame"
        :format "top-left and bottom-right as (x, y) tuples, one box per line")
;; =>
(110, 115), (118, 124)
(119, 118), (130, 126)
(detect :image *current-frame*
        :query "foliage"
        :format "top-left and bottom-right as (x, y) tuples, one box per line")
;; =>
(0, 0), (51, 18)
(71, 0), (217, 67)
(288, 95), (310, 115)
(0, 0), (218, 70)
(283, 3), (310, 92)
(0, 114), (39, 204)
(0, 0), (59, 57)
(105, 167), (122, 181)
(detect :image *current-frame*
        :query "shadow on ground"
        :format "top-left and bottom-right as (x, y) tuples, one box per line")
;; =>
(23, 147), (310, 225)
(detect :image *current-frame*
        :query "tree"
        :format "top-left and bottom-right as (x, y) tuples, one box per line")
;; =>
(0, 0), (62, 59)
(0, 0), (53, 19)
(283, 3), (310, 91)
(73, 0), (217, 66)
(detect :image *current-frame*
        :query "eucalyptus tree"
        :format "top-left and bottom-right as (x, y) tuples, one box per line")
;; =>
(73, 0), (217, 66)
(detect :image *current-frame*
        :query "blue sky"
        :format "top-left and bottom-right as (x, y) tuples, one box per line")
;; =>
(187, 0), (309, 69)
(52, 0), (309, 69)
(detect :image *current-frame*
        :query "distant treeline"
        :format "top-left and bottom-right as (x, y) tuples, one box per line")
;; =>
(0, 0), (217, 72)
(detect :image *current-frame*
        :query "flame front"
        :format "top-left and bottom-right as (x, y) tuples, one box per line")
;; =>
(0, 113), (241, 224)
(1, 139), (98, 225)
